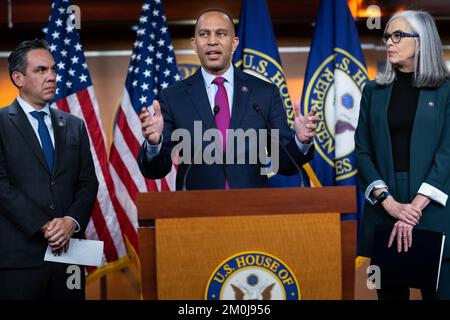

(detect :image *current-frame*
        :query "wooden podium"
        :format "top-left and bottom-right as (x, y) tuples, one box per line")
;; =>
(137, 186), (356, 300)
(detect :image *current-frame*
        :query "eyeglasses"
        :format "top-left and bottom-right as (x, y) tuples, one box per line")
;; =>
(382, 31), (419, 44)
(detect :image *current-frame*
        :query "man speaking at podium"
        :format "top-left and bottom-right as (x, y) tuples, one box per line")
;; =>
(138, 9), (318, 190)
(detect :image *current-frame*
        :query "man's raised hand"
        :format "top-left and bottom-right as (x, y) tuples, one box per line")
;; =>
(140, 100), (164, 145)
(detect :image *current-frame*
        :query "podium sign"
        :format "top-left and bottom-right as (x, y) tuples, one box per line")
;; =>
(138, 187), (356, 300)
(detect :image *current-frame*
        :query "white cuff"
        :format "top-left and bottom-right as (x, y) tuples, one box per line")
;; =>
(365, 180), (388, 205)
(145, 135), (163, 161)
(417, 183), (448, 206)
(64, 216), (81, 233)
(294, 135), (313, 155)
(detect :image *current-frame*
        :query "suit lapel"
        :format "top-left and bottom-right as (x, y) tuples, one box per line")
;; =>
(229, 68), (251, 130)
(409, 89), (436, 194)
(50, 109), (66, 176)
(9, 101), (50, 173)
(185, 70), (214, 127)
(373, 83), (396, 192)
(185, 68), (253, 131)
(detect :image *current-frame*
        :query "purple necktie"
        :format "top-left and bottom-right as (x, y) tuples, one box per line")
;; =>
(212, 77), (231, 151)
(212, 76), (231, 189)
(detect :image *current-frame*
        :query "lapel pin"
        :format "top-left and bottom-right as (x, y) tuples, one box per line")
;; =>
(428, 101), (435, 108)
(241, 86), (248, 93)
(58, 121), (64, 127)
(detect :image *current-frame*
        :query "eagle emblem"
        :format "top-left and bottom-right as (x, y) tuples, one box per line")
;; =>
(205, 251), (300, 300)
(231, 283), (275, 300)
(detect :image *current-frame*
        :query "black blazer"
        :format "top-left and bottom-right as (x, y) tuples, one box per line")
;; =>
(0, 101), (99, 268)
(138, 67), (314, 190)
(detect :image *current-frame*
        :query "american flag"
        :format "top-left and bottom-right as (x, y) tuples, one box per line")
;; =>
(109, 0), (180, 247)
(44, 0), (133, 270)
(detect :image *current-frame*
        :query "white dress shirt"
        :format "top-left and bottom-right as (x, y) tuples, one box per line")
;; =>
(201, 64), (234, 114)
(145, 65), (312, 157)
(16, 96), (81, 233)
(17, 96), (55, 148)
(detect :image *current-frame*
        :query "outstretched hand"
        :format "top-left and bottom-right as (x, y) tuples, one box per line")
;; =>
(294, 102), (318, 144)
(140, 100), (164, 145)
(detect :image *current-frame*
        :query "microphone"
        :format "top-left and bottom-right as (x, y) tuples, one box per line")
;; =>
(253, 103), (305, 188)
(182, 105), (220, 191)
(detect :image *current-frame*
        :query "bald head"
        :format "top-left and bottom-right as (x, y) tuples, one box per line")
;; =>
(195, 9), (235, 37)
(191, 9), (239, 75)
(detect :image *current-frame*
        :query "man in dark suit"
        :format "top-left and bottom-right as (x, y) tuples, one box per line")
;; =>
(0, 39), (98, 299)
(138, 9), (318, 189)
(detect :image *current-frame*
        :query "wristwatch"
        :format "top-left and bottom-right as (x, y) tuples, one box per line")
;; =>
(376, 191), (392, 204)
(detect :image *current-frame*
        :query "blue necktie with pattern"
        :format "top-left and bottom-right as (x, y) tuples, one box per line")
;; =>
(30, 111), (54, 170)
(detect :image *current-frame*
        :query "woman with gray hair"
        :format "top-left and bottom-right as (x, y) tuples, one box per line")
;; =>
(355, 10), (450, 300)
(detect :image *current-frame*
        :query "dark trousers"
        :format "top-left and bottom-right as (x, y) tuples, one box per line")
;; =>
(0, 262), (85, 300)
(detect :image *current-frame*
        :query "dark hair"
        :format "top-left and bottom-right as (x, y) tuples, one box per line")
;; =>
(8, 39), (49, 82)
(194, 9), (235, 35)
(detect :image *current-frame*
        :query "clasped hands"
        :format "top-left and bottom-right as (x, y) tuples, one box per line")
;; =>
(42, 217), (77, 256)
(379, 192), (422, 253)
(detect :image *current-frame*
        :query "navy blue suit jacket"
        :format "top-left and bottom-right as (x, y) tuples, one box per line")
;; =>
(0, 101), (98, 268)
(138, 68), (314, 190)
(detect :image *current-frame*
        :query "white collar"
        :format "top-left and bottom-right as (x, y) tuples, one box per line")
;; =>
(17, 96), (51, 116)
(201, 64), (234, 88)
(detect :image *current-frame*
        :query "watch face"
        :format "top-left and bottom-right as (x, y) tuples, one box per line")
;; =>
(377, 191), (389, 203)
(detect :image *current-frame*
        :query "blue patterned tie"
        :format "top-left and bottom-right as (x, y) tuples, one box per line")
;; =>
(30, 111), (54, 171)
